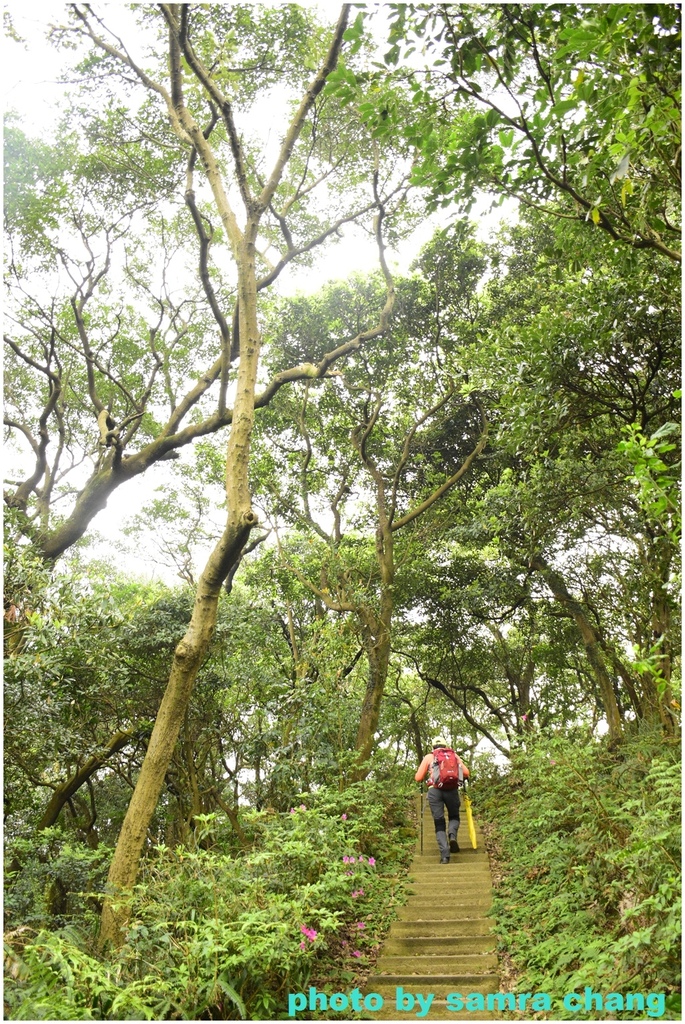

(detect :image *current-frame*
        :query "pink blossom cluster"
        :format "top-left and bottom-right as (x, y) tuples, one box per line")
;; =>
(342, 855), (375, 866)
(300, 925), (317, 942)
(351, 888), (365, 898)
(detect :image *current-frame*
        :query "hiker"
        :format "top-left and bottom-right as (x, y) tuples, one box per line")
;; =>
(415, 738), (470, 864)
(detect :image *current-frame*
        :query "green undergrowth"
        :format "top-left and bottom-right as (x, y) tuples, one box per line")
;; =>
(4, 774), (416, 1020)
(476, 728), (681, 1020)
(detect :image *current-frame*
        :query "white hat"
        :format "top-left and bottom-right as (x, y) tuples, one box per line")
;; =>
(432, 736), (448, 747)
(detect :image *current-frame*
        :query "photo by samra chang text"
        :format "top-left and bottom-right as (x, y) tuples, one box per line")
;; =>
(287, 985), (668, 1018)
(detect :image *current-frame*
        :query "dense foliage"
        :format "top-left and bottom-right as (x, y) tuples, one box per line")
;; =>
(5, 775), (416, 1020)
(478, 730), (681, 1019)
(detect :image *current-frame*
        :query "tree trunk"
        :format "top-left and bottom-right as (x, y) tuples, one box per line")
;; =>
(99, 235), (261, 948)
(355, 624), (393, 770)
(354, 525), (394, 777)
(530, 554), (623, 744)
(648, 545), (677, 734)
(98, 517), (254, 946)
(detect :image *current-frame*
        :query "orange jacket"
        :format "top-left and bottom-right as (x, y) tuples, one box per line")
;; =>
(415, 748), (470, 786)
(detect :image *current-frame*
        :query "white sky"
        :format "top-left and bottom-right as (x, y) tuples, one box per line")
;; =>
(3, 3), (516, 585)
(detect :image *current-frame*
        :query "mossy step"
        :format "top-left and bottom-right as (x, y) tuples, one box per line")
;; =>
(365, 974), (501, 997)
(389, 905), (491, 921)
(408, 869), (490, 876)
(405, 881), (492, 891)
(394, 908), (491, 925)
(403, 887), (493, 901)
(358, 1003), (491, 1019)
(391, 918), (493, 937)
(411, 860), (487, 870)
(406, 872), (492, 883)
(383, 935), (496, 955)
(375, 953), (498, 975)
(415, 840), (487, 848)
(408, 859), (491, 869)
(409, 855), (490, 865)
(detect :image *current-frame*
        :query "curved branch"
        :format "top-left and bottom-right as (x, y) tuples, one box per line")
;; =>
(392, 402), (488, 531)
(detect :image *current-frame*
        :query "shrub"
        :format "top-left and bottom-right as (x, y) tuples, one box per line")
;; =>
(479, 729), (681, 1020)
(4, 774), (416, 1020)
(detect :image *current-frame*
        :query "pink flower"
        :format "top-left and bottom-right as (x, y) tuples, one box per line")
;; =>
(345, 870), (353, 875)
(358, 855), (364, 862)
(299, 804), (307, 810)
(352, 950), (362, 957)
(368, 857), (376, 866)
(549, 759), (557, 765)
(299, 941), (306, 950)
(300, 925), (318, 942)
(341, 813), (347, 820)
(356, 921), (365, 929)
(290, 808), (296, 814)
(341, 940), (348, 947)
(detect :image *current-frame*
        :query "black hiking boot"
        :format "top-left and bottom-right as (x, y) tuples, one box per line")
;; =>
(449, 837), (460, 853)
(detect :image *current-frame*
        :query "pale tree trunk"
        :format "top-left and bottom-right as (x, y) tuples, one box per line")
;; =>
(530, 555), (623, 744)
(99, 238), (261, 947)
(93, 4), (353, 946)
(98, 519), (257, 945)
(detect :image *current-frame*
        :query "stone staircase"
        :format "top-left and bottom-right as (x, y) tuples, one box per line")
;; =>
(364, 796), (499, 1020)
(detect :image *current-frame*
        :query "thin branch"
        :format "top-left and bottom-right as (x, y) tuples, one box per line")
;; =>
(392, 402), (488, 532)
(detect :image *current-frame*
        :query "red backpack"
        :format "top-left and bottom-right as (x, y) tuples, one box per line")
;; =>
(431, 748), (463, 790)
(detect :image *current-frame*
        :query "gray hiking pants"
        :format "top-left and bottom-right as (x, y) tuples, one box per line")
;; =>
(427, 785), (461, 855)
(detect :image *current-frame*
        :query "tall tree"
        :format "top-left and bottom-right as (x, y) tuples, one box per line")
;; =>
(4, 6), (403, 565)
(255, 237), (488, 774)
(17, 4), (406, 945)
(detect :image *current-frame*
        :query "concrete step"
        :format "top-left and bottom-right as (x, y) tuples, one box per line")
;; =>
(365, 803), (500, 1020)
(405, 864), (491, 872)
(404, 887), (493, 901)
(394, 907), (492, 925)
(414, 841), (485, 849)
(406, 873), (492, 885)
(390, 918), (493, 937)
(403, 876), (489, 884)
(408, 862), (491, 873)
(410, 861), (489, 870)
(383, 934), (496, 955)
(410, 854), (489, 864)
(365, 975), (501, 997)
(362, 1002), (496, 1021)
(375, 953), (498, 975)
